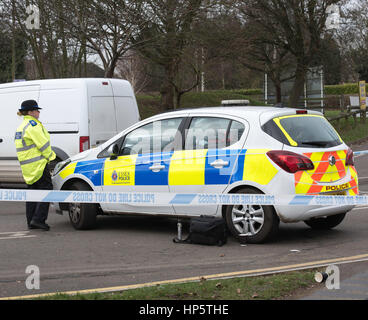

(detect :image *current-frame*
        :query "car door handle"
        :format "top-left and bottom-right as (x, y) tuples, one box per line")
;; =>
(149, 164), (165, 172)
(210, 159), (229, 168)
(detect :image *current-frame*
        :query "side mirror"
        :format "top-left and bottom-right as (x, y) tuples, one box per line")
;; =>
(108, 143), (120, 160)
(112, 144), (120, 155)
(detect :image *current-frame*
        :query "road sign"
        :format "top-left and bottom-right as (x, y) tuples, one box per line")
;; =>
(359, 81), (366, 111)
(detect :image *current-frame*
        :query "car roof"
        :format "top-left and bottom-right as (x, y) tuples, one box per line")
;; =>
(148, 106), (323, 124)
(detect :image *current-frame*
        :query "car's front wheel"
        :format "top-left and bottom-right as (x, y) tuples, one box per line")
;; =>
(68, 181), (98, 230)
(304, 213), (346, 230)
(225, 188), (279, 244)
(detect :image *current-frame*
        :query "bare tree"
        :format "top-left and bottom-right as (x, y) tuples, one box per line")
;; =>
(237, 20), (297, 103)
(67, 0), (147, 78)
(1, 0), (27, 82)
(197, 9), (295, 102)
(132, 0), (211, 110)
(237, 0), (341, 107)
(172, 45), (201, 107)
(338, 0), (368, 82)
(116, 51), (150, 93)
(9, 0), (88, 79)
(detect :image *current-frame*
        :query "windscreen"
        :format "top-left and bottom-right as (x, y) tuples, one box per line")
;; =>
(265, 115), (342, 148)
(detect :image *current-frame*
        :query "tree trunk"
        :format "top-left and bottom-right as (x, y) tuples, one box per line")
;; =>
(104, 62), (116, 78)
(160, 63), (175, 110)
(160, 81), (175, 111)
(104, 55), (120, 78)
(105, 68), (114, 78)
(288, 64), (306, 108)
(267, 72), (282, 104)
(275, 84), (282, 103)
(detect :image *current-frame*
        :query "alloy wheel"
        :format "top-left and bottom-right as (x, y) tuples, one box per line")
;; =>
(231, 204), (265, 236)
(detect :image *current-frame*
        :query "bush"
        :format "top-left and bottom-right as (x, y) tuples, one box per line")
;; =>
(180, 90), (262, 108)
(324, 83), (368, 95)
(230, 88), (263, 95)
(136, 90), (265, 119)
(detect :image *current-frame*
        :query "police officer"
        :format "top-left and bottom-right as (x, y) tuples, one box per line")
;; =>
(15, 100), (56, 231)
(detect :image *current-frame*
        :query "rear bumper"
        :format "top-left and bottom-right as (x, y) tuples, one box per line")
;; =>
(267, 166), (358, 222)
(275, 203), (355, 222)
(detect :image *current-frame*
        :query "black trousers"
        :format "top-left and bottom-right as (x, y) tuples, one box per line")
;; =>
(26, 164), (53, 225)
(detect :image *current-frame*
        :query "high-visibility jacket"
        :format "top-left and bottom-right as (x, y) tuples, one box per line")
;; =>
(14, 115), (56, 185)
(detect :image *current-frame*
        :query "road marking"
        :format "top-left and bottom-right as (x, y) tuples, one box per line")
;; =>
(0, 236), (36, 240)
(1, 253), (368, 300)
(0, 231), (36, 241)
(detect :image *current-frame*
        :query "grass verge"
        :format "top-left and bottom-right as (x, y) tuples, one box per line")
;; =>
(32, 269), (321, 300)
(332, 118), (368, 144)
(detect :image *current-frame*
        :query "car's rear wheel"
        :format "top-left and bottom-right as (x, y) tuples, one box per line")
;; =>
(304, 213), (346, 230)
(68, 181), (98, 230)
(225, 188), (279, 244)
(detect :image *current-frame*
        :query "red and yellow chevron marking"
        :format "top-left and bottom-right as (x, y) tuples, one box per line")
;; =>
(348, 166), (359, 195)
(294, 150), (359, 195)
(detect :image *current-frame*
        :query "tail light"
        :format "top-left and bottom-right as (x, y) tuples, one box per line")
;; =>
(267, 150), (314, 173)
(80, 136), (90, 152)
(346, 148), (354, 166)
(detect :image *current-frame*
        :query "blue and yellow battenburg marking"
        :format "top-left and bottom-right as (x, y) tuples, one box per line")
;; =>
(57, 149), (282, 187)
(58, 148), (358, 193)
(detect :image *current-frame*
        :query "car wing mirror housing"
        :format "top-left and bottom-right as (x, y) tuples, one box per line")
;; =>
(108, 143), (120, 160)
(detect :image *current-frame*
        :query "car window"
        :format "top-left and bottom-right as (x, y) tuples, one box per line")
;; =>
(228, 120), (245, 146)
(267, 115), (342, 148)
(185, 117), (244, 150)
(121, 117), (183, 155)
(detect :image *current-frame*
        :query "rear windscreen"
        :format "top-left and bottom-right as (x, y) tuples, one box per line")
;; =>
(262, 115), (342, 148)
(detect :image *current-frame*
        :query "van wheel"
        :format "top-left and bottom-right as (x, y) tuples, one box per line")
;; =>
(225, 188), (279, 244)
(68, 181), (97, 230)
(304, 213), (346, 230)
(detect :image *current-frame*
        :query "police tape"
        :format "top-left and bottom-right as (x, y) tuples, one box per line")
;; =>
(353, 150), (368, 156)
(0, 189), (367, 207)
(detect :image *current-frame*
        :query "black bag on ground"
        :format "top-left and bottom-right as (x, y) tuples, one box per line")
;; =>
(173, 216), (227, 246)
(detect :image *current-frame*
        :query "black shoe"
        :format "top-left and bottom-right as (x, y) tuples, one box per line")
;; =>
(27, 224), (36, 230)
(30, 220), (50, 231)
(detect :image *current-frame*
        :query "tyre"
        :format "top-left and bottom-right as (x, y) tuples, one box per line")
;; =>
(68, 181), (98, 230)
(225, 188), (279, 244)
(304, 213), (346, 230)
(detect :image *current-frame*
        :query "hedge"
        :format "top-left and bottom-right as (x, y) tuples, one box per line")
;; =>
(206, 84), (367, 96)
(324, 83), (368, 95)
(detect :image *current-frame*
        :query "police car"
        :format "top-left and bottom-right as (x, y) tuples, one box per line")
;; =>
(52, 106), (358, 243)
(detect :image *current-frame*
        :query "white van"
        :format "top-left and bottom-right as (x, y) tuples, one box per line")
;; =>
(0, 78), (140, 184)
